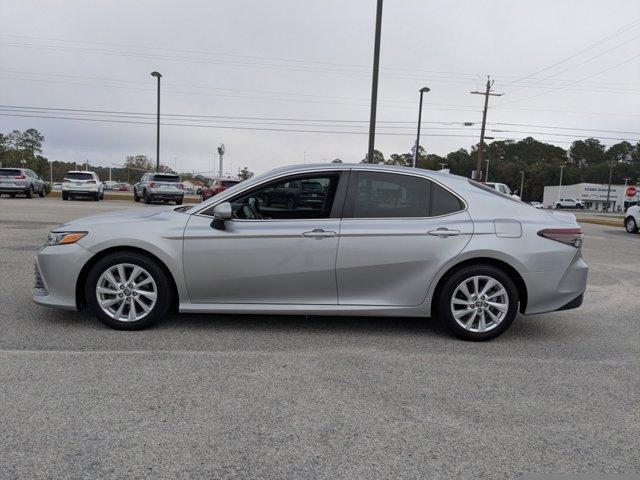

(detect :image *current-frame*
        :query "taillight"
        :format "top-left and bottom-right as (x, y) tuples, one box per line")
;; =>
(62, 178), (70, 183)
(14, 175), (26, 179)
(87, 180), (96, 184)
(149, 182), (156, 188)
(538, 228), (583, 248)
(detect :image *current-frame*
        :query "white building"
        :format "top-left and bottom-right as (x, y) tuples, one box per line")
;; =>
(543, 183), (638, 211)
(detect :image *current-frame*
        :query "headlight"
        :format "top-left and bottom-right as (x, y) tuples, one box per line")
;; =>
(46, 231), (88, 246)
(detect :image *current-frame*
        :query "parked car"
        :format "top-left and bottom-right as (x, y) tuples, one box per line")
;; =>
(61, 171), (104, 201)
(133, 173), (184, 204)
(33, 164), (588, 341)
(52, 182), (63, 191)
(104, 180), (119, 190)
(117, 183), (131, 191)
(0, 167), (46, 198)
(624, 205), (640, 233)
(554, 198), (584, 209)
(201, 177), (241, 201)
(530, 201), (543, 209)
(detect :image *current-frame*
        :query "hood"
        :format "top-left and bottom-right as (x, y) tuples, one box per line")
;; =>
(56, 206), (182, 230)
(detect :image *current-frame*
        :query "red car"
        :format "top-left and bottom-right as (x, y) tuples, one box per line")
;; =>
(201, 178), (241, 201)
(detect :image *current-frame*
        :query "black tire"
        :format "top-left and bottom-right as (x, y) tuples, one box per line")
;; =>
(143, 190), (151, 204)
(134, 190), (140, 202)
(93, 193), (100, 201)
(26, 186), (33, 199)
(100, 190), (104, 200)
(175, 197), (183, 205)
(38, 187), (45, 198)
(625, 216), (639, 233)
(555, 203), (561, 209)
(10, 193), (16, 198)
(85, 251), (172, 330)
(62, 192), (69, 201)
(436, 264), (519, 341)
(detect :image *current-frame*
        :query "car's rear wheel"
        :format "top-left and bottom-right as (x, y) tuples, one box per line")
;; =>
(62, 192), (69, 201)
(625, 217), (639, 233)
(176, 197), (183, 205)
(134, 190), (140, 202)
(143, 190), (152, 204)
(38, 186), (45, 198)
(436, 265), (519, 341)
(85, 252), (172, 330)
(26, 186), (33, 198)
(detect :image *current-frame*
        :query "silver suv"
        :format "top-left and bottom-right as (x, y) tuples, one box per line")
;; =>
(134, 173), (184, 205)
(0, 167), (46, 198)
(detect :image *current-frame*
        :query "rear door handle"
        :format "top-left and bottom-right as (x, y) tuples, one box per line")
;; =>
(303, 229), (337, 238)
(428, 228), (461, 237)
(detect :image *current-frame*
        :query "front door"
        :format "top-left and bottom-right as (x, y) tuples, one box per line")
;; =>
(183, 170), (347, 305)
(336, 170), (473, 306)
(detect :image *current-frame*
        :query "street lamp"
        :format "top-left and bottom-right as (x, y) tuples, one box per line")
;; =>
(151, 71), (162, 172)
(412, 86), (430, 168)
(558, 165), (565, 202)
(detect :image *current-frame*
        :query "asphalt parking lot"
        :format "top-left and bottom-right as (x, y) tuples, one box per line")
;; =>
(0, 196), (638, 479)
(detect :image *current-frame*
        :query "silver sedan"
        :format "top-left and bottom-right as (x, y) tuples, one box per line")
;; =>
(33, 164), (588, 341)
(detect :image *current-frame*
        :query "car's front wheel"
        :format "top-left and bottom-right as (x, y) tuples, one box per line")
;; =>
(85, 252), (172, 330)
(436, 265), (519, 341)
(625, 216), (639, 233)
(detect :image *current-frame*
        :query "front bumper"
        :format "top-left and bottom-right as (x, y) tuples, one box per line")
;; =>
(32, 243), (94, 310)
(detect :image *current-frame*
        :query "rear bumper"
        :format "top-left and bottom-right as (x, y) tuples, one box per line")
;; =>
(0, 185), (29, 193)
(522, 253), (588, 315)
(149, 191), (183, 199)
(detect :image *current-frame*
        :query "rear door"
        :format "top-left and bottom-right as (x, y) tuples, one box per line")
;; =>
(336, 170), (473, 306)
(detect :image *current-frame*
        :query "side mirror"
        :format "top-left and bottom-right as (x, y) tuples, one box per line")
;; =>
(211, 202), (232, 230)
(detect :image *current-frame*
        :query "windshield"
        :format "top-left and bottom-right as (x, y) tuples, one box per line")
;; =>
(152, 174), (180, 183)
(65, 172), (94, 180)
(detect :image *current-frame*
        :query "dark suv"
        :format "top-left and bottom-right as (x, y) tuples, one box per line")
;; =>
(261, 180), (326, 209)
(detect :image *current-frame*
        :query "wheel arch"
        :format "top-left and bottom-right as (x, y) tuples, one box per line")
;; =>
(75, 246), (179, 311)
(430, 256), (528, 316)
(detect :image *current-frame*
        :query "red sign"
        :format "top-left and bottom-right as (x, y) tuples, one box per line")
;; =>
(626, 186), (637, 197)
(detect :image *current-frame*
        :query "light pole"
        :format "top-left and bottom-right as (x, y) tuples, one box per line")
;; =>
(485, 159), (490, 182)
(217, 144), (225, 178)
(151, 71), (162, 172)
(558, 165), (565, 202)
(412, 86), (430, 168)
(519, 171), (525, 200)
(367, 0), (384, 163)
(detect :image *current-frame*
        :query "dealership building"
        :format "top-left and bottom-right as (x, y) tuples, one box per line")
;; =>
(542, 183), (639, 211)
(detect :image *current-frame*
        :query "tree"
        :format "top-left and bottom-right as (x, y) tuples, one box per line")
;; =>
(568, 139), (605, 169)
(124, 154), (153, 173)
(18, 129), (45, 158)
(237, 166), (254, 180)
(361, 149), (385, 164)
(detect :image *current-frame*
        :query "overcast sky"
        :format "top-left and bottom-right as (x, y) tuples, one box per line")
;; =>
(1, 0), (639, 176)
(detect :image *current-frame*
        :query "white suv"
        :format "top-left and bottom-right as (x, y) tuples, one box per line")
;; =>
(625, 205), (640, 233)
(554, 198), (583, 209)
(62, 171), (104, 201)
(484, 182), (521, 200)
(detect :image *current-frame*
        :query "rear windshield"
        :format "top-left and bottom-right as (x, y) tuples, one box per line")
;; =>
(66, 172), (94, 180)
(221, 180), (240, 187)
(0, 169), (22, 176)
(152, 174), (180, 183)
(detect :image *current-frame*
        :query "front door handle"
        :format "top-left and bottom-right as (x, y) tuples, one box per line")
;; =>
(303, 229), (337, 238)
(428, 228), (461, 237)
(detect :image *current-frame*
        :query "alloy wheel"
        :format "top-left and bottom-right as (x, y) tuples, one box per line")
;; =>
(450, 275), (509, 333)
(95, 263), (157, 322)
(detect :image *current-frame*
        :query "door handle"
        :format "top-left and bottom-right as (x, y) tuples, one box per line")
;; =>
(303, 229), (337, 238)
(428, 228), (461, 237)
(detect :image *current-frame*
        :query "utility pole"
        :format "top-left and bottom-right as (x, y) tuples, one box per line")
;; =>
(558, 165), (565, 202)
(485, 159), (490, 182)
(470, 76), (503, 181)
(519, 171), (525, 200)
(605, 158), (614, 212)
(367, 0), (384, 164)
(412, 87), (430, 168)
(50, 162), (53, 184)
(151, 71), (162, 172)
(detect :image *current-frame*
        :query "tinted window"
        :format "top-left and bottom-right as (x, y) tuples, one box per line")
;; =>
(151, 174), (180, 183)
(352, 172), (430, 218)
(431, 182), (464, 216)
(0, 169), (23, 176)
(222, 173), (340, 220)
(65, 172), (93, 180)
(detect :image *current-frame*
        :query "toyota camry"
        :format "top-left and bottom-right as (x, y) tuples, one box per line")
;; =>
(33, 164), (588, 341)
